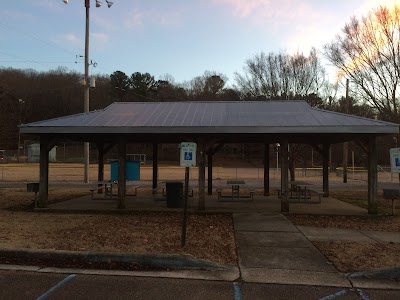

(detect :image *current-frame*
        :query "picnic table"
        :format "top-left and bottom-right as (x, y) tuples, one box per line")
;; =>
(278, 181), (322, 203)
(217, 180), (255, 201)
(227, 180), (246, 200)
(90, 181), (140, 199)
(90, 181), (117, 200)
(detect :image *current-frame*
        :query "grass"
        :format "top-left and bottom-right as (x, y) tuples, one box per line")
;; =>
(330, 189), (399, 215)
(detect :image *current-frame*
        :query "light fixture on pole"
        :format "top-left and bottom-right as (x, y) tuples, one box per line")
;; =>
(62, 0), (113, 183)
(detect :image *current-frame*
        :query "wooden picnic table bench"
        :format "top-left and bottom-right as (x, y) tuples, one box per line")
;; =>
(90, 181), (116, 200)
(278, 182), (322, 203)
(90, 181), (140, 199)
(216, 187), (256, 201)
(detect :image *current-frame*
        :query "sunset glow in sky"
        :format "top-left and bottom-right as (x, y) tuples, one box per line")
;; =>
(0, 0), (398, 84)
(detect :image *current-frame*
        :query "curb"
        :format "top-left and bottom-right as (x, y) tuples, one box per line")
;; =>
(348, 267), (400, 281)
(0, 248), (234, 271)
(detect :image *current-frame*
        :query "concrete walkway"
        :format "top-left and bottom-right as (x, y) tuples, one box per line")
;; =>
(233, 213), (351, 287)
(298, 226), (400, 244)
(233, 213), (400, 290)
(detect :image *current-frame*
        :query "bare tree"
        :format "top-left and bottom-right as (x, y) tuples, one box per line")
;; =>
(235, 49), (327, 104)
(235, 49), (328, 181)
(184, 71), (228, 100)
(324, 4), (400, 122)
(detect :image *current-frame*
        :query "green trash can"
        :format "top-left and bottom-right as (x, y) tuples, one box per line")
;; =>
(166, 181), (183, 208)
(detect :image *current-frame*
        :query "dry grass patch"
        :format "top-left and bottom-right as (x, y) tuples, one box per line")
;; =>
(0, 188), (237, 265)
(314, 241), (400, 273)
(286, 214), (400, 232)
(286, 188), (400, 274)
(330, 188), (400, 215)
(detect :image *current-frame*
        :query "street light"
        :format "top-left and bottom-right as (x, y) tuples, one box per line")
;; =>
(62, 0), (113, 183)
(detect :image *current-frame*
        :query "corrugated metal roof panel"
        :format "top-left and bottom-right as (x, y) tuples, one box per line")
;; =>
(20, 101), (399, 134)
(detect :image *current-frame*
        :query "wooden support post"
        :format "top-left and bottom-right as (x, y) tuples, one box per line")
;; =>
(264, 143), (270, 196)
(207, 153), (213, 195)
(152, 143), (158, 192)
(38, 137), (49, 208)
(343, 142), (348, 183)
(368, 136), (378, 214)
(323, 143), (330, 197)
(118, 141), (126, 209)
(97, 144), (104, 194)
(198, 144), (206, 211)
(343, 79), (350, 183)
(280, 139), (289, 212)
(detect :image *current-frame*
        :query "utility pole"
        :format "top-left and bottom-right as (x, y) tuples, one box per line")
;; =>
(83, 0), (90, 183)
(343, 79), (349, 183)
(62, 0), (114, 182)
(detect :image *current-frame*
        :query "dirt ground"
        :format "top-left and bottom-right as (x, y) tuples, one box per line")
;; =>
(1, 164), (400, 273)
(286, 188), (400, 273)
(287, 213), (400, 273)
(0, 187), (237, 266)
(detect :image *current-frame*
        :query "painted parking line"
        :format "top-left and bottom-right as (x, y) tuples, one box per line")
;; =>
(36, 274), (76, 300)
(318, 289), (348, 300)
(319, 288), (371, 300)
(356, 288), (370, 300)
(233, 282), (242, 300)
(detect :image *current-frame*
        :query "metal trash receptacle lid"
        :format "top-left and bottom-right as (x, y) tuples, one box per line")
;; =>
(27, 182), (40, 193)
(383, 188), (400, 199)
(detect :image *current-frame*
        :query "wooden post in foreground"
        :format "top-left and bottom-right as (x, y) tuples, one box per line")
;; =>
(368, 137), (378, 214)
(280, 139), (289, 213)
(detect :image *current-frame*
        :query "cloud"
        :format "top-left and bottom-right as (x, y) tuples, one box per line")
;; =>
(283, 0), (400, 54)
(283, 25), (331, 54)
(92, 14), (119, 31)
(29, 0), (58, 9)
(0, 10), (36, 22)
(61, 32), (109, 48)
(91, 32), (109, 44)
(125, 9), (145, 29)
(210, 0), (324, 34)
(124, 8), (182, 30)
(63, 33), (80, 45)
(211, 0), (269, 18)
(358, 0), (400, 14)
(211, 0), (314, 19)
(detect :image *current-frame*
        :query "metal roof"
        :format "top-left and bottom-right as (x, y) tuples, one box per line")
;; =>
(20, 101), (399, 135)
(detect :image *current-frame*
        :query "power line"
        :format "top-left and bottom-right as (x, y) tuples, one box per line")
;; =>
(0, 20), (80, 70)
(0, 20), (78, 57)
(0, 50), (49, 68)
(0, 60), (76, 64)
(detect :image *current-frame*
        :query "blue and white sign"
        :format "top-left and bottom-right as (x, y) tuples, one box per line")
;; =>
(184, 152), (192, 160)
(180, 142), (197, 167)
(390, 148), (400, 173)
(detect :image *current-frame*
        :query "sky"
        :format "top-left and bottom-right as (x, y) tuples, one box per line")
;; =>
(0, 0), (398, 86)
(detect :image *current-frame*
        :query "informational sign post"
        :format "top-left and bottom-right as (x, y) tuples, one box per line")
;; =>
(180, 142), (197, 167)
(390, 148), (400, 173)
(179, 142), (197, 247)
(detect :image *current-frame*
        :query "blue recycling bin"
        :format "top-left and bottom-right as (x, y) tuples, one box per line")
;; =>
(110, 160), (140, 181)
